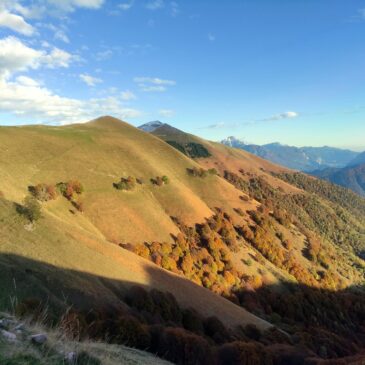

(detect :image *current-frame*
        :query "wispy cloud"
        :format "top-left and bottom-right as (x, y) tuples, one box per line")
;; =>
(170, 2), (179, 17)
(134, 76), (176, 92)
(41, 23), (70, 43)
(95, 49), (113, 61)
(54, 29), (69, 43)
(134, 77), (176, 85)
(146, 0), (164, 10)
(121, 90), (137, 100)
(208, 33), (215, 42)
(205, 123), (224, 129)
(79, 73), (102, 86)
(202, 111), (299, 130)
(258, 111), (299, 122)
(41, 0), (105, 13)
(118, 1), (134, 11)
(159, 109), (175, 118)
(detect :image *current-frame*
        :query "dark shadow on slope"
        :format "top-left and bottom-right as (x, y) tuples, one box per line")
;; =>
(0, 253), (365, 364)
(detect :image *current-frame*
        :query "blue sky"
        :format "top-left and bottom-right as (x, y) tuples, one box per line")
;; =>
(0, 0), (364, 150)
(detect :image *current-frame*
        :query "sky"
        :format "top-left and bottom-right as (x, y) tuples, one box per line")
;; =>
(0, 0), (365, 151)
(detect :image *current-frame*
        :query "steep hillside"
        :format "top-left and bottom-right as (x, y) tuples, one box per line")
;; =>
(221, 137), (358, 171)
(0, 116), (255, 242)
(313, 163), (365, 197)
(1, 116), (365, 364)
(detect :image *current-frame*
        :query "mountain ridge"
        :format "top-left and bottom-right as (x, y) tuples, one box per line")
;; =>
(221, 136), (359, 171)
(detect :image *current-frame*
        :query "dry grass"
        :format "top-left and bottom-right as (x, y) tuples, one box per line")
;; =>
(0, 312), (172, 365)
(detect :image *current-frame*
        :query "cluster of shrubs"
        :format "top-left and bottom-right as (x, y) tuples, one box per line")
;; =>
(27, 180), (84, 212)
(29, 180), (84, 202)
(127, 211), (248, 296)
(151, 175), (169, 186)
(187, 167), (218, 178)
(28, 183), (57, 202)
(16, 196), (42, 222)
(113, 175), (169, 190)
(113, 176), (138, 191)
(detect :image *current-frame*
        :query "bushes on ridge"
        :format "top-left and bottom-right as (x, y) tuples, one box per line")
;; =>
(18, 196), (42, 222)
(187, 167), (217, 178)
(113, 176), (136, 191)
(151, 176), (169, 186)
(29, 183), (57, 201)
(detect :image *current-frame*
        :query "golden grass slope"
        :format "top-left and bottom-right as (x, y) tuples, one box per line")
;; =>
(0, 198), (271, 331)
(0, 116), (273, 330)
(0, 116), (256, 244)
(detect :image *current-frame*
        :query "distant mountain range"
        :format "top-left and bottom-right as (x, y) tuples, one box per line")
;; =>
(139, 127), (365, 197)
(312, 153), (365, 197)
(348, 151), (365, 167)
(221, 136), (359, 172)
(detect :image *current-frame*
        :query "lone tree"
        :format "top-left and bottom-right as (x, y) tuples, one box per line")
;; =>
(22, 196), (42, 222)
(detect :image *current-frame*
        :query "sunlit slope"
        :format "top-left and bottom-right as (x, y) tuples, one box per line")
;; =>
(0, 116), (254, 243)
(0, 198), (271, 331)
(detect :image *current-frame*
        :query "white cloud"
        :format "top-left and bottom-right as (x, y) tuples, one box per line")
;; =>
(146, 0), (164, 10)
(0, 76), (83, 121)
(43, 47), (73, 68)
(16, 75), (41, 87)
(0, 76), (142, 124)
(121, 90), (136, 100)
(0, 36), (43, 77)
(260, 111), (299, 122)
(0, 36), (73, 78)
(118, 1), (134, 10)
(159, 109), (175, 118)
(80, 73), (102, 86)
(0, 0), (104, 22)
(0, 10), (35, 36)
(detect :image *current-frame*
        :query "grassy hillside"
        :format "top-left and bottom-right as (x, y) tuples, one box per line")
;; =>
(0, 116), (258, 243)
(1, 116), (365, 364)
